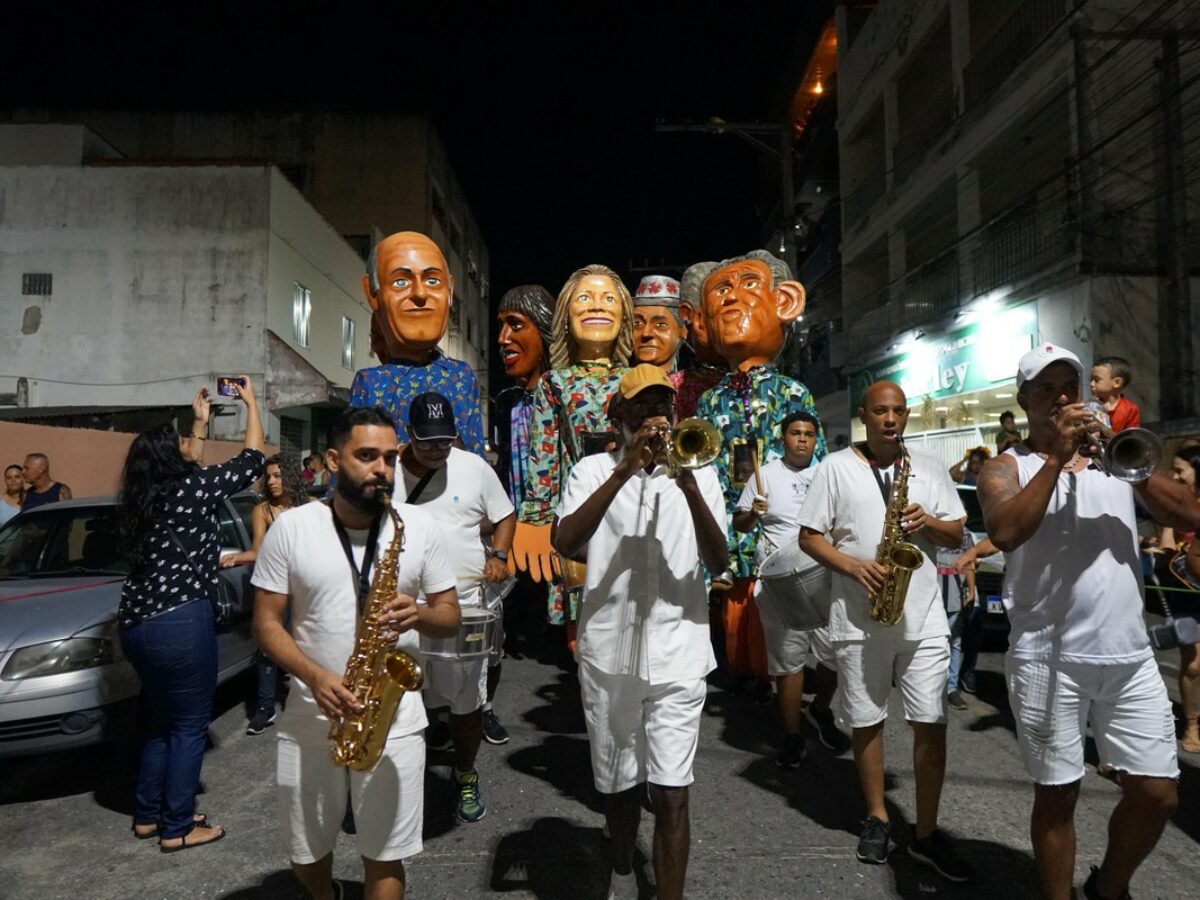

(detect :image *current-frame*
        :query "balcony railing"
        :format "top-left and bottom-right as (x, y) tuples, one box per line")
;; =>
(902, 246), (960, 327)
(972, 195), (1074, 295)
(963, 0), (1066, 108)
(894, 87), (956, 185)
(843, 169), (887, 229)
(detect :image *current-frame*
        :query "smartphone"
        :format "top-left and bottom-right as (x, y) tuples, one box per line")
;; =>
(217, 376), (246, 398)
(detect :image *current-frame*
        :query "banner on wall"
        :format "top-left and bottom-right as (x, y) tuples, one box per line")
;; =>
(848, 304), (1037, 406)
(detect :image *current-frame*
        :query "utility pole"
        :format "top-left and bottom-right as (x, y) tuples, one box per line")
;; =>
(655, 119), (797, 273)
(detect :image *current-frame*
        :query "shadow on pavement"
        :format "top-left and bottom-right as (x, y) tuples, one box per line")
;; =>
(887, 837), (1038, 899)
(506, 734), (602, 815)
(1172, 756), (1200, 843)
(523, 672), (586, 736)
(217, 869), (321, 899)
(490, 816), (646, 899)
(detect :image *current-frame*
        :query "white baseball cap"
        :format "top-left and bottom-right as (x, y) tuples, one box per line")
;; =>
(1016, 342), (1084, 387)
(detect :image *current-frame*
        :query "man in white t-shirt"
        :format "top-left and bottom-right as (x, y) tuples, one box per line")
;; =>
(553, 365), (728, 900)
(252, 406), (460, 900)
(733, 410), (848, 768)
(978, 344), (1199, 900)
(798, 380), (970, 881)
(398, 391), (515, 825)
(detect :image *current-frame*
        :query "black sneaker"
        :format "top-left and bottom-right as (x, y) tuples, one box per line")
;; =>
(776, 733), (807, 769)
(426, 719), (452, 751)
(752, 680), (774, 706)
(482, 709), (510, 745)
(806, 707), (851, 753)
(1079, 866), (1132, 900)
(959, 671), (977, 695)
(908, 830), (973, 883)
(246, 707), (276, 736)
(856, 816), (891, 864)
(948, 690), (968, 711)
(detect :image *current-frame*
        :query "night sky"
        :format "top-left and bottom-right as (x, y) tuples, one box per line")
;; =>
(3, 2), (829, 293)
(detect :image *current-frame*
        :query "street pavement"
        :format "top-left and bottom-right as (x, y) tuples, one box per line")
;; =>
(1, 638), (1197, 900)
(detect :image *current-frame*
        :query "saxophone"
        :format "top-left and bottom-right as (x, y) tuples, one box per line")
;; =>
(870, 441), (925, 626)
(330, 501), (425, 771)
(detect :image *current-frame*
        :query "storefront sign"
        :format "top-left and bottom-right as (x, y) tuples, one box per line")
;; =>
(849, 304), (1037, 405)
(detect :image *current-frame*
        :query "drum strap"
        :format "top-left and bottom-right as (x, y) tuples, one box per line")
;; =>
(859, 443), (899, 505)
(328, 503), (383, 617)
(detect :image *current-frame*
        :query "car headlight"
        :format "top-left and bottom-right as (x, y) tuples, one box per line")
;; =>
(1, 637), (117, 680)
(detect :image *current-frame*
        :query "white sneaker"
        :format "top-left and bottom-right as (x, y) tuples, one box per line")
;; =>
(607, 870), (637, 900)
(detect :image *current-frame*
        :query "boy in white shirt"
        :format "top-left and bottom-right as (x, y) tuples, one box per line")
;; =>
(798, 380), (970, 881)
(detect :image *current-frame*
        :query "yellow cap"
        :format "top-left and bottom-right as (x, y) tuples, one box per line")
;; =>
(618, 364), (676, 400)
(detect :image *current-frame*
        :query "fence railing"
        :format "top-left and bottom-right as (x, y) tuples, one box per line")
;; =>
(963, 0), (1066, 108)
(902, 246), (960, 327)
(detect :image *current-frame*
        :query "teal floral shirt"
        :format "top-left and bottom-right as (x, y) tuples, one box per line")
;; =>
(695, 367), (826, 578)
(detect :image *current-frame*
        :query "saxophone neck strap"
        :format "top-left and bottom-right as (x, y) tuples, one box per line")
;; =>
(858, 442), (899, 505)
(327, 500), (384, 617)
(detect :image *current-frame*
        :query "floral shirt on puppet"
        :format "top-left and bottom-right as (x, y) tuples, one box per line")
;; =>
(349, 351), (485, 458)
(696, 367), (826, 579)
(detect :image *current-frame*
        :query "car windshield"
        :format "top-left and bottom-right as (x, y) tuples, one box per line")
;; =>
(957, 487), (986, 535)
(0, 506), (127, 578)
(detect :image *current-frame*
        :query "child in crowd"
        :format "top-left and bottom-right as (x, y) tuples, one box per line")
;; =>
(1090, 356), (1141, 432)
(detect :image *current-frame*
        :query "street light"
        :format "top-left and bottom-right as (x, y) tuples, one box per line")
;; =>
(655, 118), (796, 272)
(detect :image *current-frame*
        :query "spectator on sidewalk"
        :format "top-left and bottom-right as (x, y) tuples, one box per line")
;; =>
(996, 411), (1023, 454)
(21, 453), (71, 510)
(0, 464), (24, 525)
(949, 447), (989, 486)
(1090, 356), (1140, 432)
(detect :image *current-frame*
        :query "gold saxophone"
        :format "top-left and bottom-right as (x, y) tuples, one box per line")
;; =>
(330, 501), (425, 771)
(870, 442), (925, 626)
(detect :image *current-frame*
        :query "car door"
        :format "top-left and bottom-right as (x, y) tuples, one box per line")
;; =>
(214, 496), (259, 681)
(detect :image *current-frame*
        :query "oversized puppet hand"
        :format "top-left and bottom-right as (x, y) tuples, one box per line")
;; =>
(509, 522), (561, 583)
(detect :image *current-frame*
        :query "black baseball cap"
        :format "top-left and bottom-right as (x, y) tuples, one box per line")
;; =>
(408, 392), (458, 440)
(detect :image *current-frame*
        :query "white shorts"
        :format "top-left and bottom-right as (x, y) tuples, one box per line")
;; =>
(1005, 655), (1179, 786)
(276, 732), (424, 864)
(578, 660), (708, 795)
(756, 588), (835, 676)
(834, 635), (949, 728)
(423, 656), (487, 715)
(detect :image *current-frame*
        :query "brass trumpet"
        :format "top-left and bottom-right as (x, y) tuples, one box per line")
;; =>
(653, 417), (722, 477)
(1079, 401), (1163, 483)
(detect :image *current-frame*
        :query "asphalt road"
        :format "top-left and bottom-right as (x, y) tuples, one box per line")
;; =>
(1, 638), (1197, 900)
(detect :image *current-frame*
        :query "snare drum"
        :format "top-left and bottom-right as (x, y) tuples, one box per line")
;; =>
(756, 542), (831, 631)
(420, 605), (500, 660)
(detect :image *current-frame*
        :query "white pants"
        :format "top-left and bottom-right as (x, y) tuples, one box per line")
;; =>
(1006, 655), (1179, 785)
(578, 660), (708, 794)
(834, 636), (950, 728)
(276, 732), (425, 864)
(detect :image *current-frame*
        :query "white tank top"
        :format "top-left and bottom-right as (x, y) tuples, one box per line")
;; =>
(1002, 446), (1151, 664)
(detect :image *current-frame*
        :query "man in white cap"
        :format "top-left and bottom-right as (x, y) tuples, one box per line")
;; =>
(978, 343), (1199, 900)
(632, 275), (687, 372)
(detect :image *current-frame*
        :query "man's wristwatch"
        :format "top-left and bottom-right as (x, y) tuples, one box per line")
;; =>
(490, 549), (509, 562)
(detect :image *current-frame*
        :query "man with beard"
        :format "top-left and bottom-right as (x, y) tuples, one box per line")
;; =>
(350, 232), (485, 457)
(632, 275), (686, 372)
(252, 406), (460, 900)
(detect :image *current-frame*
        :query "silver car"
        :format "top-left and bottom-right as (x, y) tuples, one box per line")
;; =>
(0, 494), (261, 758)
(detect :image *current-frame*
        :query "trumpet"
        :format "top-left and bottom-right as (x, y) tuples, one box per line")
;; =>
(1078, 401), (1163, 483)
(652, 417), (722, 477)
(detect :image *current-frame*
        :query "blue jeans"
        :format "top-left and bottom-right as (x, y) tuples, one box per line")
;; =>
(255, 650), (278, 712)
(946, 604), (982, 692)
(947, 609), (964, 692)
(119, 599), (217, 839)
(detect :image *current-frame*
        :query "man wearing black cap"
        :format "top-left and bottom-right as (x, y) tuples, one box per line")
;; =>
(398, 392), (516, 824)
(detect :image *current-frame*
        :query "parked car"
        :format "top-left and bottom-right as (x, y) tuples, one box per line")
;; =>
(0, 493), (261, 758)
(956, 484), (1008, 642)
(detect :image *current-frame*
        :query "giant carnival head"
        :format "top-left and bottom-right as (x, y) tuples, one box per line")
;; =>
(695, 249), (805, 371)
(548, 264), (635, 370)
(680, 261), (725, 368)
(363, 232), (453, 363)
(632, 275), (687, 371)
(497, 284), (555, 386)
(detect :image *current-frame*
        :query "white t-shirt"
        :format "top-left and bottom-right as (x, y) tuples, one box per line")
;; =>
(557, 452), (726, 684)
(736, 457), (822, 567)
(397, 447), (514, 607)
(797, 446), (966, 641)
(1001, 447), (1151, 664)
(251, 501), (457, 742)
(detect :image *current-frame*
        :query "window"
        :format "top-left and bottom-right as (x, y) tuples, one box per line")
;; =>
(341, 316), (356, 370)
(466, 317), (474, 347)
(292, 283), (312, 348)
(21, 273), (52, 295)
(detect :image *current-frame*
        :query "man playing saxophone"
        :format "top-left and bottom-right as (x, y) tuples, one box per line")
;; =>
(253, 407), (460, 900)
(798, 380), (970, 880)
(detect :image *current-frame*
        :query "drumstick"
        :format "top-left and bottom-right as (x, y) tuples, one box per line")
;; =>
(752, 445), (765, 498)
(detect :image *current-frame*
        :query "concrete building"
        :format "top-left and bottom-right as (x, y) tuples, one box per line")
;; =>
(2, 109), (493, 438)
(833, 0), (1200, 460)
(0, 123), (374, 455)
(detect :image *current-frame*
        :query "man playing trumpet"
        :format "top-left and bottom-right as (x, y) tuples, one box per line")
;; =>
(553, 365), (728, 900)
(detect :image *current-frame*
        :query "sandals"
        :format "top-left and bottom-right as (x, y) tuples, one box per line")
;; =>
(132, 813), (208, 840)
(159, 823), (225, 854)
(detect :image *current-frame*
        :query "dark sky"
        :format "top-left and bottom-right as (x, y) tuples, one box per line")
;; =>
(3, 2), (829, 292)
